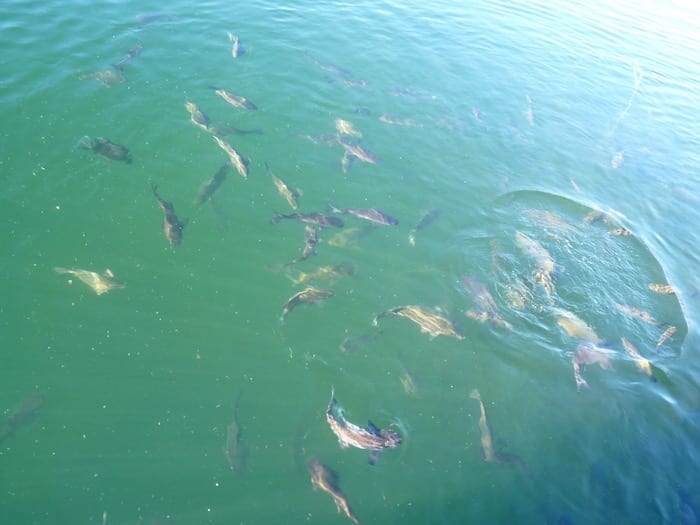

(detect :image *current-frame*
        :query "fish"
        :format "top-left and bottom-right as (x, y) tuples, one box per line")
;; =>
(266, 162), (301, 210)
(184, 102), (210, 132)
(288, 225), (320, 265)
(112, 43), (143, 70)
(212, 136), (249, 179)
(608, 227), (632, 236)
(502, 277), (534, 311)
(339, 331), (380, 353)
(469, 389), (525, 468)
(0, 391), (44, 446)
(326, 388), (402, 464)
(54, 267), (125, 295)
(514, 231), (556, 299)
(524, 95), (534, 126)
(79, 68), (126, 87)
(372, 305), (464, 340)
(656, 325), (677, 350)
(224, 393), (247, 472)
(270, 212), (343, 229)
(78, 136), (132, 163)
(615, 303), (657, 325)
(378, 114), (420, 127)
(151, 183), (188, 246)
(337, 138), (380, 165)
(461, 276), (512, 331)
(328, 205), (398, 226)
(280, 287), (334, 320)
(210, 86), (256, 110)
(408, 209), (441, 246)
(570, 343), (615, 390)
(583, 210), (605, 225)
(327, 226), (373, 248)
(306, 458), (359, 525)
(553, 308), (603, 343)
(294, 262), (355, 285)
(305, 51), (353, 79)
(135, 12), (173, 27)
(194, 163), (229, 205)
(621, 337), (653, 376)
(208, 125), (263, 137)
(398, 359), (421, 398)
(648, 283), (676, 295)
(335, 119), (362, 138)
(227, 33), (244, 58)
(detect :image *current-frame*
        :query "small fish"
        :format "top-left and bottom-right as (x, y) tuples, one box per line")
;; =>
(656, 325), (677, 350)
(337, 138), (380, 165)
(472, 106), (482, 121)
(335, 119), (362, 138)
(212, 136), (248, 179)
(503, 277), (534, 311)
(378, 114), (420, 127)
(571, 358), (588, 391)
(54, 267), (124, 295)
(621, 337), (652, 376)
(615, 304), (657, 325)
(194, 163), (229, 205)
(553, 308), (602, 344)
(0, 391), (43, 446)
(151, 183), (188, 246)
(224, 393), (247, 472)
(294, 262), (355, 285)
(648, 283), (676, 295)
(608, 227), (632, 236)
(326, 388), (402, 464)
(271, 212), (343, 229)
(227, 33), (244, 58)
(306, 458), (359, 525)
(408, 209), (441, 246)
(328, 205), (398, 226)
(184, 101), (210, 131)
(210, 86), (256, 110)
(339, 331), (379, 353)
(611, 150), (625, 169)
(373, 305), (464, 340)
(112, 43), (143, 70)
(79, 68), (126, 87)
(305, 51), (353, 79)
(266, 163), (300, 210)
(78, 136), (131, 163)
(469, 389), (525, 468)
(280, 287), (334, 320)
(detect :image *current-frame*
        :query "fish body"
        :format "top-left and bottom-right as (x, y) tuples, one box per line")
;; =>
(295, 262), (355, 285)
(378, 114), (420, 127)
(656, 325), (677, 350)
(79, 68), (126, 87)
(615, 303), (657, 325)
(329, 205), (398, 226)
(307, 458), (359, 525)
(574, 342), (614, 370)
(326, 388), (401, 464)
(611, 151), (625, 169)
(54, 267), (124, 295)
(211, 86), (256, 110)
(112, 43), (143, 70)
(0, 392), (43, 445)
(373, 305), (464, 340)
(212, 136), (248, 179)
(621, 337), (652, 376)
(267, 163), (300, 210)
(281, 287), (334, 320)
(228, 33), (244, 58)
(224, 393), (246, 472)
(338, 139), (380, 165)
(328, 226), (372, 248)
(462, 276), (512, 331)
(469, 389), (525, 468)
(288, 225), (319, 264)
(151, 183), (187, 246)
(185, 102), (210, 131)
(271, 212), (343, 229)
(335, 119), (362, 137)
(648, 283), (676, 295)
(553, 308), (602, 344)
(194, 163), (229, 205)
(514, 231), (555, 274)
(608, 227), (632, 236)
(78, 136), (131, 163)
(339, 331), (379, 353)
(408, 209), (441, 246)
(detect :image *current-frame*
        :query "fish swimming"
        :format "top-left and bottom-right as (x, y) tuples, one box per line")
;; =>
(327, 226), (373, 248)
(227, 33), (244, 58)
(294, 262), (355, 285)
(212, 136), (248, 179)
(210, 86), (256, 110)
(553, 308), (603, 344)
(328, 205), (398, 226)
(378, 114), (420, 127)
(462, 276), (512, 331)
(280, 287), (334, 320)
(112, 43), (143, 70)
(469, 389), (525, 468)
(0, 391), (43, 446)
(514, 231), (556, 300)
(306, 458), (359, 525)
(570, 342), (614, 390)
(608, 227), (633, 236)
(271, 212), (343, 229)
(656, 325), (677, 350)
(339, 331), (380, 353)
(615, 303), (657, 325)
(288, 225), (320, 265)
(79, 68), (126, 87)
(621, 337), (653, 377)
(648, 283), (676, 295)
(266, 162), (301, 210)
(408, 209), (441, 246)
(326, 388), (402, 464)
(54, 267), (125, 295)
(224, 392), (247, 472)
(337, 139), (380, 165)
(194, 163), (229, 205)
(78, 136), (132, 163)
(335, 119), (362, 138)
(151, 183), (187, 246)
(372, 305), (464, 340)
(185, 102), (210, 132)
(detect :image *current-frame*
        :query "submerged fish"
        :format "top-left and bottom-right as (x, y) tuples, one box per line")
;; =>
(271, 212), (343, 229)
(194, 163), (229, 205)
(288, 225), (319, 265)
(524, 95), (534, 126)
(469, 389), (525, 467)
(335, 119), (362, 138)
(227, 33), (244, 58)
(306, 458), (359, 525)
(151, 183), (188, 246)
(326, 388), (402, 464)
(112, 43), (143, 70)
(615, 303), (657, 325)
(461, 276), (512, 331)
(408, 209), (441, 246)
(267, 163), (301, 210)
(210, 86), (256, 110)
(185, 102), (210, 131)
(398, 359), (421, 398)
(328, 205), (398, 226)
(648, 283), (676, 295)
(373, 305), (464, 340)
(328, 226), (373, 248)
(621, 337), (653, 377)
(54, 267), (124, 295)
(294, 262), (355, 285)
(224, 393), (247, 472)
(514, 231), (556, 299)
(212, 136), (248, 179)
(608, 227), (633, 236)
(337, 138), (380, 165)
(78, 136), (132, 163)
(0, 391), (44, 446)
(553, 308), (603, 344)
(280, 287), (334, 320)
(656, 325), (677, 350)
(339, 331), (380, 353)
(611, 150), (625, 169)
(79, 68), (126, 87)
(570, 342), (614, 390)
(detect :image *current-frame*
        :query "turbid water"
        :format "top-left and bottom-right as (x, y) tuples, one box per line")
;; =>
(1, 1), (699, 524)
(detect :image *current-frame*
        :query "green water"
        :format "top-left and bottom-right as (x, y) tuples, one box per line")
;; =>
(2, 1), (699, 523)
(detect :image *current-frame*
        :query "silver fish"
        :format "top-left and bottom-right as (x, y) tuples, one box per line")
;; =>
(212, 136), (248, 179)
(326, 388), (402, 464)
(288, 225), (319, 265)
(615, 303), (657, 325)
(210, 86), (256, 110)
(337, 138), (380, 165)
(373, 305), (464, 340)
(112, 43), (143, 70)
(224, 393), (247, 472)
(194, 163), (229, 205)
(328, 205), (398, 226)
(185, 102), (210, 131)
(267, 162), (300, 210)
(656, 325), (677, 350)
(151, 183), (187, 246)
(307, 458), (359, 525)
(227, 33), (244, 58)
(408, 209), (441, 246)
(54, 267), (124, 295)
(280, 287), (334, 320)
(462, 276), (512, 331)
(469, 389), (525, 468)
(621, 337), (652, 376)
(79, 68), (126, 87)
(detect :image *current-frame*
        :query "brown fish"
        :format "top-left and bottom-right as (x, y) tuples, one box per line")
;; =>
(307, 458), (359, 525)
(372, 305), (464, 340)
(112, 43), (143, 70)
(151, 183), (187, 246)
(553, 308), (603, 344)
(615, 303), (657, 325)
(461, 276), (512, 331)
(280, 287), (334, 320)
(656, 325), (677, 350)
(648, 283), (676, 295)
(621, 337), (652, 376)
(212, 136), (248, 179)
(267, 162), (301, 210)
(294, 262), (355, 285)
(185, 102), (210, 131)
(210, 86), (256, 110)
(469, 389), (526, 468)
(54, 267), (124, 295)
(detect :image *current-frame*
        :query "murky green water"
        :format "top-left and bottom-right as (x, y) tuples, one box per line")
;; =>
(1, 1), (699, 524)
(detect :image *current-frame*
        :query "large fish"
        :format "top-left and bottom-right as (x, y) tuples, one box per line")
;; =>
(194, 163), (229, 205)
(306, 458), (359, 525)
(227, 33), (244, 58)
(112, 43), (143, 70)
(553, 308), (603, 344)
(648, 283), (676, 295)
(408, 208), (441, 246)
(326, 388), (402, 464)
(287, 225), (320, 265)
(212, 136), (248, 179)
(79, 68), (126, 87)
(151, 183), (187, 246)
(294, 262), (355, 285)
(328, 205), (398, 226)
(270, 212), (343, 229)
(469, 389), (525, 468)
(461, 276), (512, 331)
(514, 231), (556, 299)
(266, 162), (300, 210)
(54, 267), (125, 295)
(224, 393), (247, 472)
(78, 136), (131, 163)
(569, 342), (614, 390)
(656, 325), (677, 350)
(621, 337), (653, 377)
(0, 391), (43, 446)
(337, 139), (380, 165)
(372, 305), (464, 340)
(335, 119), (362, 138)
(280, 287), (334, 320)
(210, 86), (256, 110)
(339, 331), (380, 353)
(184, 102), (210, 132)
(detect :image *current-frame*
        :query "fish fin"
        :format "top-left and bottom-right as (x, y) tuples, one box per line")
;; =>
(327, 203), (342, 214)
(104, 269), (114, 277)
(369, 450), (381, 465)
(367, 420), (381, 436)
(53, 267), (71, 275)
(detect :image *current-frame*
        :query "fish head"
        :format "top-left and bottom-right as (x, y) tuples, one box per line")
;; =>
(379, 428), (403, 448)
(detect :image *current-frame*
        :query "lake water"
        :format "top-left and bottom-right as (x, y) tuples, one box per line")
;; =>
(1, 1), (699, 524)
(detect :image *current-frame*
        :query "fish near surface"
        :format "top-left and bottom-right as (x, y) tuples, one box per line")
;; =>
(328, 205), (398, 226)
(271, 212), (343, 229)
(212, 136), (248, 179)
(615, 303), (657, 325)
(570, 342), (615, 390)
(553, 308), (602, 344)
(0, 391), (44, 445)
(280, 287), (334, 320)
(288, 225), (319, 265)
(621, 337), (653, 377)
(326, 388), (402, 464)
(151, 183), (187, 246)
(79, 68), (126, 87)
(408, 208), (441, 246)
(372, 305), (464, 340)
(337, 138), (380, 165)
(307, 458), (359, 525)
(210, 86), (256, 110)
(78, 136), (131, 163)
(224, 393), (247, 472)
(656, 325), (677, 350)
(294, 262), (355, 285)
(112, 43), (143, 70)
(648, 283), (676, 295)
(54, 267), (124, 295)
(227, 33), (244, 58)
(461, 276), (512, 330)
(266, 162), (300, 210)
(184, 102), (210, 132)
(335, 119), (362, 138)
(194, 163), (229, 205)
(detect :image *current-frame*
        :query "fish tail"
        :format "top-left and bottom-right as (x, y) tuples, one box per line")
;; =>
(327, 203), (342, 214)
(53, 267), (70, 275)
(270, 213), (283, 225)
